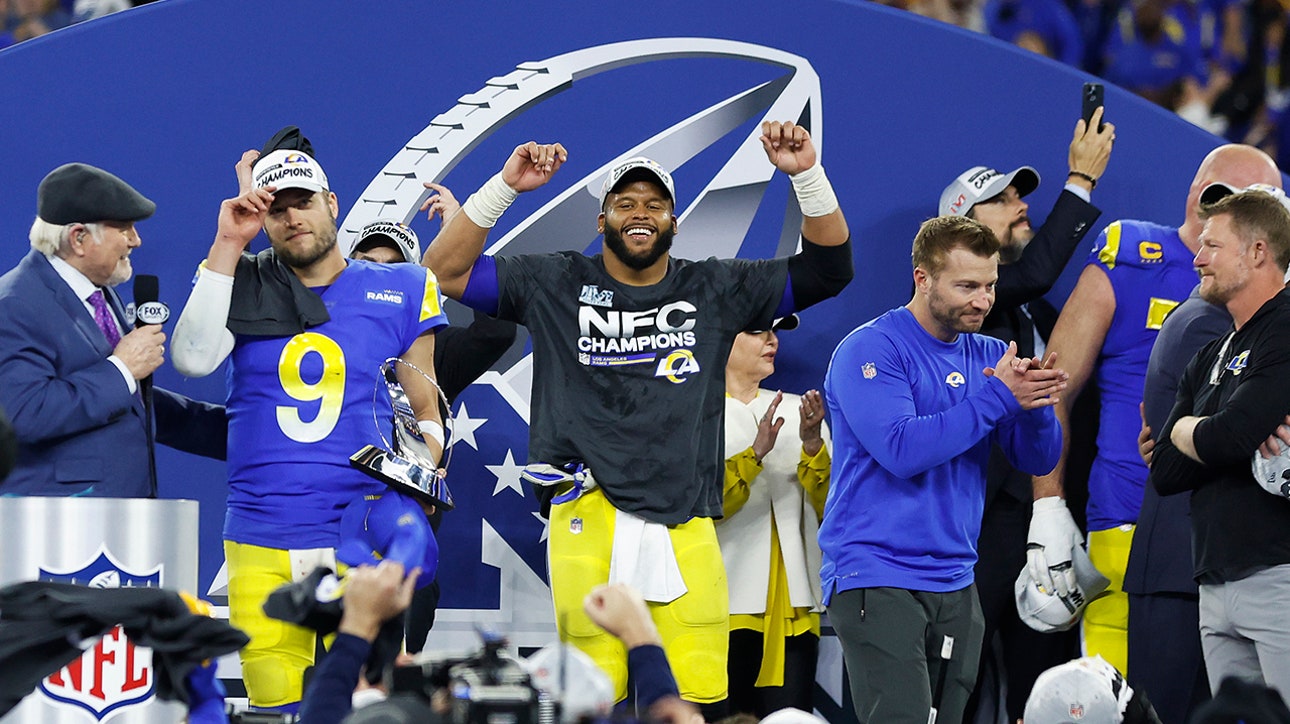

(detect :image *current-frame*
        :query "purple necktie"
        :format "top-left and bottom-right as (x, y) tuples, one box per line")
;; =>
(88, 289), (121, 348)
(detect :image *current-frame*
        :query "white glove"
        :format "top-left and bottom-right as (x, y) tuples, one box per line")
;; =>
(1027, 497), (1084, 599)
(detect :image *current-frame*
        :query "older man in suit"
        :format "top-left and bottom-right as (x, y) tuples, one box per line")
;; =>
(0, 163), (224, 497)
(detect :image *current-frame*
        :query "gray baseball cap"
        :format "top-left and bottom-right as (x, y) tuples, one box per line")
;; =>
(939, 165), (1040, 216)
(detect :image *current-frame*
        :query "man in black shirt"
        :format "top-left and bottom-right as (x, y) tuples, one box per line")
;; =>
(1150, 187), (1290, 696)
(423, 124), (852, 712)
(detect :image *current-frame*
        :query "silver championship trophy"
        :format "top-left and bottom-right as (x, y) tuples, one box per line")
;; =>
(350, 357), (455, 510)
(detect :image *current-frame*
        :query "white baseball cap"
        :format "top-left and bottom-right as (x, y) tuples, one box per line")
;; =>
(598, 156), (676, 207)
(349, 219), (421, 264)
(252, 149), (329, 194)
(939, 165), (1040, 217)
(1024, 655), (1134, 724)
(1015, 544), (1110, 633)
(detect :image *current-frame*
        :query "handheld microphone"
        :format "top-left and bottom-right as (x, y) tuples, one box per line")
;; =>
(132, 274), (170, 328)
(132, 274), (167, 499)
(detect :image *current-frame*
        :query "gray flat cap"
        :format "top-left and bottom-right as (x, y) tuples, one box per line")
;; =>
(37, 163), (156, 224)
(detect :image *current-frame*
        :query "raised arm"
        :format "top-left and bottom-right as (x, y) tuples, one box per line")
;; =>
(759, 121), (849, 247)
(170, 188), (273, 377)
(995, 109), (1113, 308)
(759, 121), (854, 312)
(422, 142), (567, 300)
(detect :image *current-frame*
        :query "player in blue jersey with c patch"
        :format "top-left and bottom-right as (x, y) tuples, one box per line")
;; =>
(171, 137), (447, 713)
(1031, 144), (1281, 687)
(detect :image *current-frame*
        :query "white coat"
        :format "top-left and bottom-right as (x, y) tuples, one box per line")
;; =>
(717, 389), (829, 615)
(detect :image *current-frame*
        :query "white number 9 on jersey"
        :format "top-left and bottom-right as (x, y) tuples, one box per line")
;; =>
(276, 332), (347, 443)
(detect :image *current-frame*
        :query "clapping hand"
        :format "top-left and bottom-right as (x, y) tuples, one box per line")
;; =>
(800, 389), (824, 457)
(753, 391), (786, 463)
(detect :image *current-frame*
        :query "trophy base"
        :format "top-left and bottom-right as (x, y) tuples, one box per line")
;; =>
(350, 445), (455, 511)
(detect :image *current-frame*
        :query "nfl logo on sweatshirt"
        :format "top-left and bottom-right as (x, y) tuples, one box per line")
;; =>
(37, 546), (161, 721)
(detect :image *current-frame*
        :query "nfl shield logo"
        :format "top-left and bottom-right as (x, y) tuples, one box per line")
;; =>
(1070, 703), (1085, 718)
(38, 546), (162, 720)
(570, 517), (583, 535)
(862, 362), (876, 379)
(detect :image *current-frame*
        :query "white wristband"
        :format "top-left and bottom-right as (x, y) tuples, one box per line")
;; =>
(418, 420), (445, 449)
(461, 172), (519, 228)
(789, 163), (839, 218)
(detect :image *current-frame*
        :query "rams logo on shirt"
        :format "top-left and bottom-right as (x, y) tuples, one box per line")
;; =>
(1226, 350), (1250, 375)
(654, 349), (701, 383)
(945, 371), (965, 388)
(366, 289), (405, 305)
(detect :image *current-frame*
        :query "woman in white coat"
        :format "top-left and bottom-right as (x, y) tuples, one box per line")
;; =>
(717, 316), (830, 718)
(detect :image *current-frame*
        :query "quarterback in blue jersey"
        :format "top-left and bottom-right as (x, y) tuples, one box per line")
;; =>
(1033, 144), (1281, 679)
(172, 146), (448, 712)
(822, 215), (1063, 724)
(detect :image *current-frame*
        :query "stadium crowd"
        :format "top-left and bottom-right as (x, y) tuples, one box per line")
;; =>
(883, 0), (1290, 169)
(0, 0), (154, 49)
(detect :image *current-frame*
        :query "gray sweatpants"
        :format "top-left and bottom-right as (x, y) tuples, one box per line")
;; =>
(828, 585), (985, 724)
(1199, 563), (1290, 697)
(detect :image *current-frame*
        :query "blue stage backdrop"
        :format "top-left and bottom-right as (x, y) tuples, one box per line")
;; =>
(0, 0), (1250, 716)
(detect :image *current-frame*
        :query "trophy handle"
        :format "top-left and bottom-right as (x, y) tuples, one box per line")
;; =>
(353, 357), (458, 510)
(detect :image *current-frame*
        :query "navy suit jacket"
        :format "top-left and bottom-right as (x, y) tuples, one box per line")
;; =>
(981, 189), (1103, 504)
(0, 250), (224, 497)
(1124, 285), (1231, 595)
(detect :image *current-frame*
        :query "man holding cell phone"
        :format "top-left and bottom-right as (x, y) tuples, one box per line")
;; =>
(937, 92), (1114, 723)
(1032, 136), (1282, 692)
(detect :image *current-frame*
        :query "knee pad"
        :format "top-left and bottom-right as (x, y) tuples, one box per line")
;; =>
(240, 646), (309, 708)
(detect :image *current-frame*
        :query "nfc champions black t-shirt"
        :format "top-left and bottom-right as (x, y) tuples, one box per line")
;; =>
(493, 251), (789, 525)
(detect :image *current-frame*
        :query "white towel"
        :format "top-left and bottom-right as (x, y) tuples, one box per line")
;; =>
(608, 508), (687, 603)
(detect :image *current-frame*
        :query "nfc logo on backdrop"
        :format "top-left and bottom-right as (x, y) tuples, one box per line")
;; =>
(39, 546), (161, 721)
(339, 37), (821, 262)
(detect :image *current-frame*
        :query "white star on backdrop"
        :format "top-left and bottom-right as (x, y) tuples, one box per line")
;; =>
(449, 401), (487, 450)
(486, 449), (526, 497)
(533, 511), (549, 543)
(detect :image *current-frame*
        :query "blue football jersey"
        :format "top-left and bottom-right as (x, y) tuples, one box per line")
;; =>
(224, 260), (448, 548)
(1086, 220), (1197, 530)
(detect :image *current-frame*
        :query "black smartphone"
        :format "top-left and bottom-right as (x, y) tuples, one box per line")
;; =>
(1082, 82), (1105, 131)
